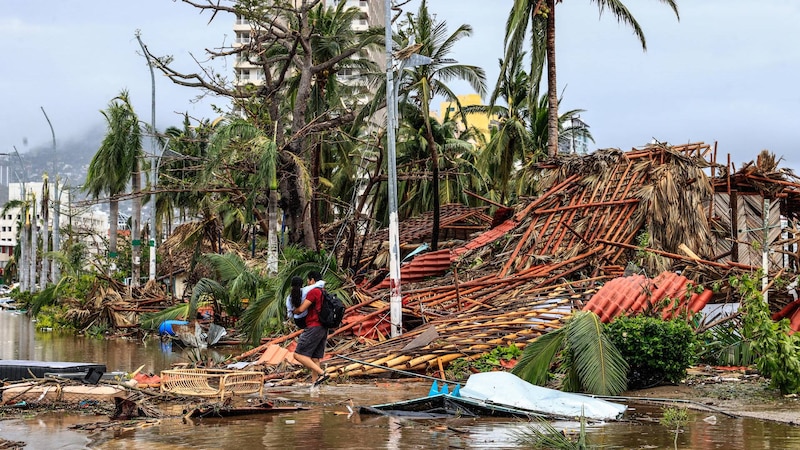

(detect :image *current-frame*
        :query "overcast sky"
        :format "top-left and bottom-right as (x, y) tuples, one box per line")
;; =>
(2, 1), (799, 171)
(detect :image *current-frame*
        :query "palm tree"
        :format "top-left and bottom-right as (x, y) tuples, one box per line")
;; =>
(512, 311), (628, 395)
(396, 0), (486, 250)
(513, 94), (590, 197)
(39, 176), (50, 288)
(157, 116), (218, 239)
(84, 91), (142, 276)
(502, 0), (679, 156)
(205, 119), (280, 271)
(394, 103), (485, 219)
(465, 53), (534, 204)
(302, 1), (380, 246)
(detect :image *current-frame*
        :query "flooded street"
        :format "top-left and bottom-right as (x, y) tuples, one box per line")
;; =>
(2, 310), (800, 449)
(0, 310), (237, 376)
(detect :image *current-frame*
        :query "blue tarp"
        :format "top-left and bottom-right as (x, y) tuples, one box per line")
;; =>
(158, 320), (188, 336)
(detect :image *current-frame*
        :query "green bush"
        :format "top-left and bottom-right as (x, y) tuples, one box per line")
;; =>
(605, 316), (697, 388)
(733, 272), (800, 394)
(447, 344), (522, 381)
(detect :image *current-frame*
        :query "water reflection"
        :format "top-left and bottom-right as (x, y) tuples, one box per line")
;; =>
(0, 310), (245, 374)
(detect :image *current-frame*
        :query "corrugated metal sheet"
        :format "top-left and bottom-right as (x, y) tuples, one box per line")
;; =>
(583, 271), (713, 323)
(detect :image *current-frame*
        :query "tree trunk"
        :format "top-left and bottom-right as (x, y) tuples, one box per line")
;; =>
(20, 217), (28, 292)
(52, 178), (60, 282)
(282, 10), (317, 251)
(425, 117), (440, 251)
(546, 0), (559, 157)
(279, 155), (316, 250)
(266, 189), (279, 275)
(311, 138), (321, 248)
(131, 163), (142, 287)
(109, 199), (119, 274)
(29, 199), (37, 293)
(40, 188), (49, 289)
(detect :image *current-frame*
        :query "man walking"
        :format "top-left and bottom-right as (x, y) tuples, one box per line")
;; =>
(290, 270), (330, 386)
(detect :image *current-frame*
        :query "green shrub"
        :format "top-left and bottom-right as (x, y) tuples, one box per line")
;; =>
(35, 304), (72, 331)
(733, 272), (800, 394)
(605, 315), (697, 388)
(447, 344), (522, 380)
(472, 343), (521, 372)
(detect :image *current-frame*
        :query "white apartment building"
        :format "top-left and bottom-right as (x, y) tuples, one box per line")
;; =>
(232, 0), (386, 89)
(0, 182), (109, 275)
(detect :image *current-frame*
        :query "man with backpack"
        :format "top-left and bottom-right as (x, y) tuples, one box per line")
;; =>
(290, 270), (331, 387)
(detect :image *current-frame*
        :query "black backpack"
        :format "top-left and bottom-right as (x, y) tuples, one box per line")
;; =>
(292, 315), (307, 329)
(318, 289), (345, 329)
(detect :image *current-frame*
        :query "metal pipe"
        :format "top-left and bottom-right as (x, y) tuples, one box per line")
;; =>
(590, 394), (739, 418)
(334, 354), (448, 383)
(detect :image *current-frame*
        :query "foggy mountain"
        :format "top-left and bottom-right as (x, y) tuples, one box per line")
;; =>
(15, 125), (104, 198)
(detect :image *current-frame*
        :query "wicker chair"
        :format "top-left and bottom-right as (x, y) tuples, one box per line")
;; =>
(160, 369), (264, 400)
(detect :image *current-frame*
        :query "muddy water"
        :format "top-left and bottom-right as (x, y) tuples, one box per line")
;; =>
(2, 311), (800, 449)
(0, 310), (239, 375)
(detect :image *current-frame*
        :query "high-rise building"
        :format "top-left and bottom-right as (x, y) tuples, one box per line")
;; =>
(232, 0), (385, 90)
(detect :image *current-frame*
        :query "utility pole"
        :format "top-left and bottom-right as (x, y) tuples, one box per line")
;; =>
(136, 31), (158, 283)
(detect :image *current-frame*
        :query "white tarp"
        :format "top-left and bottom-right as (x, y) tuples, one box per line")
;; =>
(459, 371), (627, 421)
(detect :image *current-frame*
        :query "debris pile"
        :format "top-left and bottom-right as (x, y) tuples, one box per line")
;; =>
(245, 142), (800, 379)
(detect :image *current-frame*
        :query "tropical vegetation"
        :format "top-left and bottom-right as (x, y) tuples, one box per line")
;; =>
(500, 0), (679, 156)
(512, 311), (629, 396)
(24, 2), (800, 403)
(605, 315), (698, 388)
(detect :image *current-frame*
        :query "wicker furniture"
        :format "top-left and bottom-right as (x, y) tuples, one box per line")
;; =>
(160, 369), (264, 400)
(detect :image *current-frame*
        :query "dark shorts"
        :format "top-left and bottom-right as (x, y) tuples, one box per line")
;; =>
(295, 326), (328, 359)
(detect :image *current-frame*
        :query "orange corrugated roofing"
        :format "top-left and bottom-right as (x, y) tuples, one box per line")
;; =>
(373, 249), (453, 290)
(583, 271), (713, 323)
(254, 343), (299, 366)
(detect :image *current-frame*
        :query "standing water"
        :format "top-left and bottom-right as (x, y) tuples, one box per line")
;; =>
(1, 310), (800, 449)
(0, 309), (236, 374)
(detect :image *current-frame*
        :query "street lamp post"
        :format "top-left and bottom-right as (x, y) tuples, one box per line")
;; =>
(136, 31), (158, 283)
(149, 151), (158, 282)
(148, 140), (173, 283)
(384, 1), (403, 337)
(385, 2), (434, 337)
(41, 107), (58, 285)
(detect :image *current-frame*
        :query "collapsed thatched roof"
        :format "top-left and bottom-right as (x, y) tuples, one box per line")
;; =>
(240, 143), (800, 378)
(248, 142), (746, 377)
(157, 221), (249, 285)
